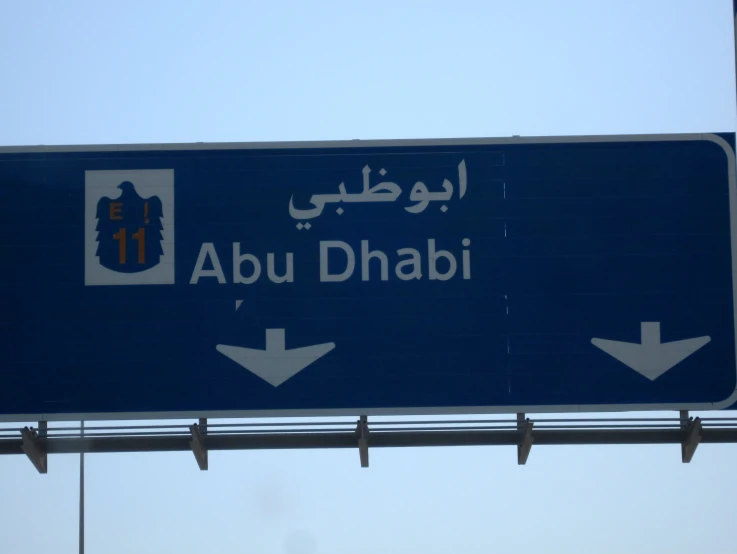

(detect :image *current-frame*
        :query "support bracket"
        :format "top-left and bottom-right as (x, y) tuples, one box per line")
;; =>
(680, 411), (701, 463)
(21, 424), (47, 474)
(189, 418), (208, 471)
(517, 413), (534, 465)
(356, 415), (369, 468)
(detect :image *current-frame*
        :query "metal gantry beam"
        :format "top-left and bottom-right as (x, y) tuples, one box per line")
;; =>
(4, 416), (737, 472)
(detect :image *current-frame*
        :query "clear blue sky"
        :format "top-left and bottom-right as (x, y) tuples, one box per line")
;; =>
(1, 1), (737, 553)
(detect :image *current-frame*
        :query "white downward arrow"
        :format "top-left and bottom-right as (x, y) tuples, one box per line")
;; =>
(591, 322), (711, 381)
(216, 329), (335, 387)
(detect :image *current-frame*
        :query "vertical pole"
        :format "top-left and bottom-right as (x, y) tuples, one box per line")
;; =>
(79, 421), (84, 554)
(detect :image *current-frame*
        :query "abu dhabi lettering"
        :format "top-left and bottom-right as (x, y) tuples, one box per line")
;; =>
(189, 239), (471, 284)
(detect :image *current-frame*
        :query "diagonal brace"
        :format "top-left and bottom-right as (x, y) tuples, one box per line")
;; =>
(189, 419), (208, 470)
(517, 414), (534, 465)
(681, 416), (702, 463)
(21, 426), (47, 474)
(356, 415), (369, 468)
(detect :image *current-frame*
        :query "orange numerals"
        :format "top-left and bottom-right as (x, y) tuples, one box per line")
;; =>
(132, 228), (145, 264)
(112, 228), (126, 264)
(112, 228), (146, 265)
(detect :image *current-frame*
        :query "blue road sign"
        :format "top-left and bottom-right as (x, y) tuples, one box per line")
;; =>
(1, 133), (736, 421)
